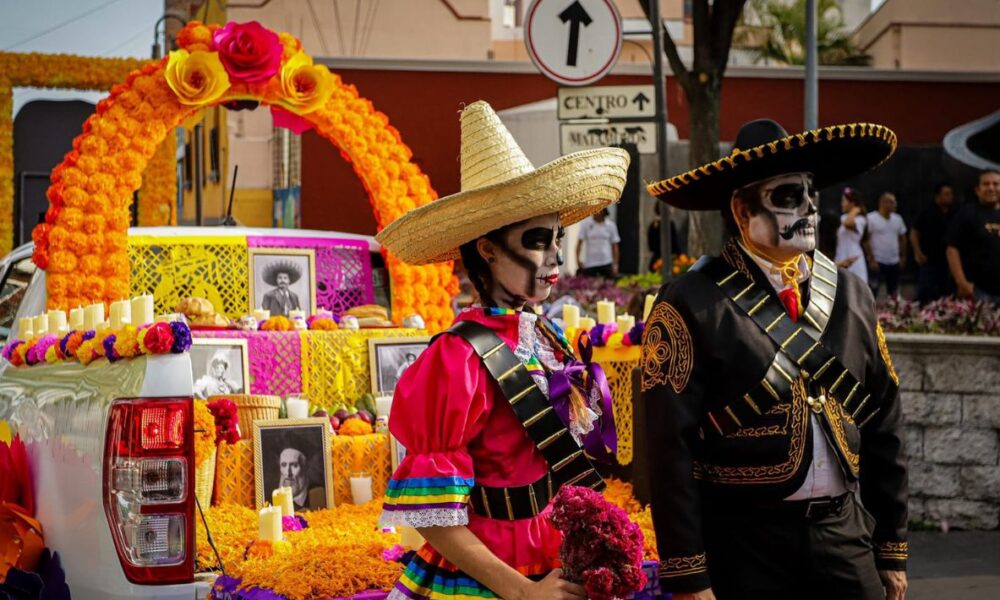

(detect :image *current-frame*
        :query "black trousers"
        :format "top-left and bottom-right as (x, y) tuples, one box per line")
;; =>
(703, 494), (884, 600)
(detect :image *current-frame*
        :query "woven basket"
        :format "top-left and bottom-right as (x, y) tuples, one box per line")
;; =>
(220, 394), (282, 437)
(195, 448), (217, 509)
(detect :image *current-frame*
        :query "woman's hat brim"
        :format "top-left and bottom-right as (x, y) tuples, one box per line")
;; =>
(377, 147), (630, 265)
(647, 123), (897, 210)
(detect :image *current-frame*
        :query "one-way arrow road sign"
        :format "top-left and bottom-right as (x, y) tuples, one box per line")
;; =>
(558, 85), (657, 120)
(525, 0), (622, 87)
(559, 1), (593, 67)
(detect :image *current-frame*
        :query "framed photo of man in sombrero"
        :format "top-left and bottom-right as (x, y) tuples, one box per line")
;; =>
(249, 248), (318, 317)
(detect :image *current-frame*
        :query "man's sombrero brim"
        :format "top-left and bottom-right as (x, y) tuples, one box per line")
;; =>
(647, 123), (897, 210)
(262, 264), (303, 286)
(377, 147), (630, 265)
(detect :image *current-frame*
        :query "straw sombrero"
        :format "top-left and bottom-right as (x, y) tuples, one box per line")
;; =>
(376, 101), (630, 265)
(647, 119), (897, 210)
(262, 261), (303, 286)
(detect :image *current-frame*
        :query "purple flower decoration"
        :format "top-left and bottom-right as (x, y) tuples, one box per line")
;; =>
(2, 339), (23, 361)
(623, 322), (645, 346)
(168, 321), (192, 353)
(59, 331), (74, 357)
(102, 334), (120, 363)
(281, 515), (307, 532)
(589, 323), (618, 347)
(27, 334), (59, 365)
(382, 544), (407, 562)
(81, 330), (96, 342)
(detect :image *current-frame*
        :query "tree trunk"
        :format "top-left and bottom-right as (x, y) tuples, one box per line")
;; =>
(685, 74), (726, 256)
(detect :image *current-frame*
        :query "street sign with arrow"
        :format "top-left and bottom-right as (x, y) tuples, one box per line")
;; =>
(525, 0), (623, 87)
(557, 85), (657, 120)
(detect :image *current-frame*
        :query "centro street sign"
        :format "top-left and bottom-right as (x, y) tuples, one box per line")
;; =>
(525, 0), (623, 87)
(560, 121), (658, 155)
(558, 85), (656, 120)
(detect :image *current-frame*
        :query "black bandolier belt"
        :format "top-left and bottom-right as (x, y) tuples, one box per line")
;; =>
(691, 252), (883, 435)
(436, 321), (605, 521)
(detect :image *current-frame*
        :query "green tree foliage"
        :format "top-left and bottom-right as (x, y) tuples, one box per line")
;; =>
(742, 0), (871, 66)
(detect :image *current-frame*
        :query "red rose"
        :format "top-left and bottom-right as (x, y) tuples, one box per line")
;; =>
(142, 322), (175, 354)
(211, 21), (282, 84)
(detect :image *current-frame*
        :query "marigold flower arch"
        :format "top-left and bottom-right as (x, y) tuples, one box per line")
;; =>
(33, 22), (457, 332)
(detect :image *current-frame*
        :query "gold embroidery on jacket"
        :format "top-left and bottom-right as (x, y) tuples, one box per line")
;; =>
(660, 553), (707, 578)
(875, 322), (899, 385)
(876, 541), (908, 560)
(727, 403), (790, 438)
(823, 392), (860, 475)
(693, 378), (808, 484)
(642, 302), (694, 393)
(721, 238), (753, 279)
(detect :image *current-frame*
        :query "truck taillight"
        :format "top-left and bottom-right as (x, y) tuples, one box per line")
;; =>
(104, 398), (194, 584)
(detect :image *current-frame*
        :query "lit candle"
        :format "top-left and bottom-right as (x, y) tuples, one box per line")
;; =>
(32, 315), (48, 336)
(596, 300), (616, 325)
(578, 317), (597, 331)
(252, 309), (270, 322)
(375, 394), (393, 419)
(131, 295), (154, 327)
(17, 317), (32, 339)
(286, 397), (309, 420)
(84, 304), (104, 331)
(617, 315), (635, 333)
(643, 294), (656, 322)
(562, 304), (580, 329)
(69, 307), (85, 330)
(350, 474), (373, 504)
(47, 310), (68, 335)
(109, 301), (131, 329)
(271, 486), (295, 517)
(258, 506), (283, 541)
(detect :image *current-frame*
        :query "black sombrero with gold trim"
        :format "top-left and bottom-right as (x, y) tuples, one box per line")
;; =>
(647, 119), (897, 210)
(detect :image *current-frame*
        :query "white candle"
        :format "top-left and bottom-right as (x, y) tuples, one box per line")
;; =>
(253, 309), (270, 322)
(596, 300), (616, 325)
(271, 486), (295, 517)
(350, 474), (373, 504)
(258, 506), (283, 541)
(109, 301), (130, 329)
(32, 315), (48, 336)
(562, 304), (580, 329)
(95, 321), (110, 333)
(69, 307), (85, 330)
(286, 397), (309, 419)
(643, 294), (656, 321)
(47, 310), (68, 334)
(579, 317), (597, 331)
(617, 315), (635, 333)
(131, 295), (154, 326)
(84, 304), (104, 331)
(18, 317), (32, 339)
(375, 394), (393, 419)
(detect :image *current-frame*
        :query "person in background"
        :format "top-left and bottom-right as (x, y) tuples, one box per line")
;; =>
(576, 208), (620, 278)
(911, 183), (957, 304)
(835, 187), (869, 283)
(866, 192), (908, 298)
(946, 170), (1000, 304)
(647, 202), (682, 271)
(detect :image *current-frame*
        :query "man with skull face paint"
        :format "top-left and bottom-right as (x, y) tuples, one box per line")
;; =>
(375, 102), (630, 600)
(643, 120), (908, 600)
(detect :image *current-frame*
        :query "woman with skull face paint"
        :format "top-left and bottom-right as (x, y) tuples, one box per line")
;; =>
(644, 119), (909, 600)
(375, 102), (630, 600)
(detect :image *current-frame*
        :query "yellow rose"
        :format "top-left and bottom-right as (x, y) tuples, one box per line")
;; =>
(164, 49), (230, 106)
(279, 52), (333, 114)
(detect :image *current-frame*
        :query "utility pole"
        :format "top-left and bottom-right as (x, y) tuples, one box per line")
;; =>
(804, 0), (818, 130)
(650, 0), (672, 280)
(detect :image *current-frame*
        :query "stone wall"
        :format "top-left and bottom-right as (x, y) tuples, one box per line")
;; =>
(888, 333), (1000, 530)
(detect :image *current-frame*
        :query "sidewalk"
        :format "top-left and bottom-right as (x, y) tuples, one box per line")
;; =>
(908, 531), (1000, 600)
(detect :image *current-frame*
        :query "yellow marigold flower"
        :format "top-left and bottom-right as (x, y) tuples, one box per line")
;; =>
(279, 52), (333, 114)
(164, 49), (231, 106)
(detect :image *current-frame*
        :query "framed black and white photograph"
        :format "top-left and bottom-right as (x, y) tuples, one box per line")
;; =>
(190, 338), (250, 400)
(253, 418), (333, 511)
(368, 337), (431, 395)
(248, 248), (317, 318)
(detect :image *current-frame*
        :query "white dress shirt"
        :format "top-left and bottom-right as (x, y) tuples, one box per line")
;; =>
(739, 244), (851, 500)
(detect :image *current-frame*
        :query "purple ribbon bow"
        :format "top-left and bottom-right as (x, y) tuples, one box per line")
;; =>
(547, 332), (617, 463)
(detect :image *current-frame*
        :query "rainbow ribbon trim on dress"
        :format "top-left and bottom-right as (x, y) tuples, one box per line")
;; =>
(382, 476), (475, 512)
(390, 547), (499, 600)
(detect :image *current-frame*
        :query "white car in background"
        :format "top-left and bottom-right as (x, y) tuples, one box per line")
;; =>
(0, 227), (386, 599)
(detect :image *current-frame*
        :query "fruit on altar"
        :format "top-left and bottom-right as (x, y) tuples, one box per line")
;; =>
(313, 408), (328, 418)
(329, 416), (341, 431)
(356, 410), (373, 425)
(333, 408), (351, 422)
(356, 394), (376, 415)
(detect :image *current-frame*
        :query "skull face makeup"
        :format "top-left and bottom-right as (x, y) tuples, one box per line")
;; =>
(476, 213), (564, 309)
(737, 172), (818, 262)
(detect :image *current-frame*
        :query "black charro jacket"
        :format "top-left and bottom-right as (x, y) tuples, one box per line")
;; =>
(641, 240), (908, 593)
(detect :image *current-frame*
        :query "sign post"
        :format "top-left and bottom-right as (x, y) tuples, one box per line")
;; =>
(525, 0), (623, 87)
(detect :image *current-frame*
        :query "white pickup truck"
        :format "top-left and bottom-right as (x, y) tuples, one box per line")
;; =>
(0, 227), (384, 599)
